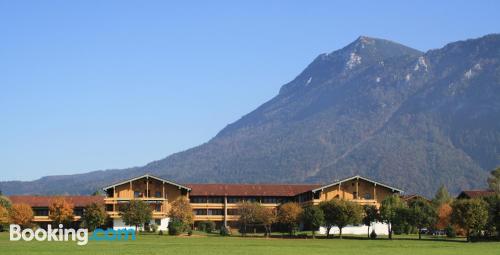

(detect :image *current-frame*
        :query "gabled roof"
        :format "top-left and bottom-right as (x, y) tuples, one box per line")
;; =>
(187, 183), (321, 197)
(103, 174), (191, 191)
(311, 175), (403, 193)
(8, 195), (104, 207)
(457, 190), (496, 199)
(400, 194), (429, 202)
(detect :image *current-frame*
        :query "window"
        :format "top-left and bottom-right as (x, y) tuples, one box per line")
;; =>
(134, 191), (141, 198)
(33, 208), (49, 216)
(155, 204), (162, 212)
(155, 191), (162, 198)
(105, 204), (114, 212)
(193, 209), (207, 215)
(74, 208), (84, 217)
(207, 197), (223, 203)
(207, 209), (223, 215)
(313, 192), (320, 199)
(227, 197), (242, 203)
(262, 197), (278, 204)
(190, 197), (207, 203)
(227, 209), (238, 215)
(155, 219), (161, 225)
(364, 193), (372, 200)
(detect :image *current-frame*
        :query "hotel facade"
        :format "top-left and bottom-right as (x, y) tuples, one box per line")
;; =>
(8, 174), (403, 234)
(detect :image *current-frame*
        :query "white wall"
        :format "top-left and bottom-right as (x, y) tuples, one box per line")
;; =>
(113, 217), (170, 231)
(318, 222), (389, 236)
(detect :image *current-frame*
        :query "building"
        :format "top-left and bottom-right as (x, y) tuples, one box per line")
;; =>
(8, 174), (403, 234)
(8, 195), (103, 229)
(102, 174), (191, 231)
(456, 190), (496, 199)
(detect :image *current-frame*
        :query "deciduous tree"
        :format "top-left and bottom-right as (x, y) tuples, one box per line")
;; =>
(0, 196), (11, 209)
(432, 185), (453, 207)
(277, 202), (302, 236)
(49, 197), (74, 227)
(10, 203), (33, 228)
(407, 198), (437, 239)
(319, 200), (336, 238)
(82, 202), (107, 231)
(237, 201), (259, 236)
(121, 200), (152, 233)
(435, 203), (452, 230)
(362, 205), (380, 238)
(301, 205), (324, 238)
(256, 206), (277, 237)
(168, 197), (194, 231)
(488, 167), (500, 194)
(451, 198), (489, 241)
(380, 195), (405, 239)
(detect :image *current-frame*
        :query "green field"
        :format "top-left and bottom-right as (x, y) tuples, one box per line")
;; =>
(1, 232), (499, 255)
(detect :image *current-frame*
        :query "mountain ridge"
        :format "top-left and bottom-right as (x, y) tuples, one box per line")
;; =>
(1, 34), (499, 197)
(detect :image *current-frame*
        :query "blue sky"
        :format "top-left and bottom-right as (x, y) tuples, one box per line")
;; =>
(1, 1), (499, 181)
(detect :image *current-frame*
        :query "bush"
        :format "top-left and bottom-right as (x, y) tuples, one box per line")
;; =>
(445, 225), (457, 238)
(158, 230), (163, 235)
(220, 226), (231, 236)
(150, 224), (158, 232)
(168, 219), (184, 236)
(198, 221), (216, 233)
(187, 226), (193, 236)
(370, 229), (377, 239)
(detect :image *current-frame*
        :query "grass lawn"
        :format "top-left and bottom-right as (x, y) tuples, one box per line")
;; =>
(1, 232), (499, 255)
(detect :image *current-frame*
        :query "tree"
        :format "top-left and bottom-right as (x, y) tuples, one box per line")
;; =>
(451, 198), (489, 241)
(362, 205), (380, 238)
(121, 200), (152, 232)
(168, 197), (194, 231)
(301, 205), (324, 238)
(0, 205), (9, 231)
(432, 185), (453, 207)
(256, 206), (277, 237)
(488, 167), (500, 194)
(49, 197), (74, 227)
(277, 202), (302, 236)
(334, 200), (363, 239)
(380, 195), (405, 239)
(237, 201), (259, 236)
(82, 202), (107, 231)
(483, 195), (500, 239)
(319, 200), (336, 238)
(435, 203), (453, 230)
(0, 196), (11, 209)
(407, 198), (437, 239)
(10, 203), (33, 228)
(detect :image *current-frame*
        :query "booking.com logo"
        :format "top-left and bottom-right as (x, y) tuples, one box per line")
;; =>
(9, 224), (136, 246)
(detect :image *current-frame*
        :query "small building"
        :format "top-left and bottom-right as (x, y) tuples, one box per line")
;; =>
(456, 190), (496, 199)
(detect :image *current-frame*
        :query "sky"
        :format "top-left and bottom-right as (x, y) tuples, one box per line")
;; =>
(1, 1), (499, 181)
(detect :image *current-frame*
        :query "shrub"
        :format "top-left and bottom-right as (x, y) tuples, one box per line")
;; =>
(220, 226), (231, 236)
(205, 221), (216, 233)
(187, 226), (193, 236)
(168, 219), (183, 235)
(158, 230), (163, 235)
(198, 221), (216, 233)
(150, 223), (158, 232)
(445, 225), (456, 238)
(370, 229), (377, 239)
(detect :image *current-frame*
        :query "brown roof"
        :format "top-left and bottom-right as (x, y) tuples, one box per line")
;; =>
(457, 190), (496, 199)
(8, 196), (104, 207)
(186, 183), (322, 197)
(400, 194), (430, 202)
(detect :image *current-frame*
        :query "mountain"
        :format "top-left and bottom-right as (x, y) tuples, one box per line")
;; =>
(2, 34), (500, 197)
